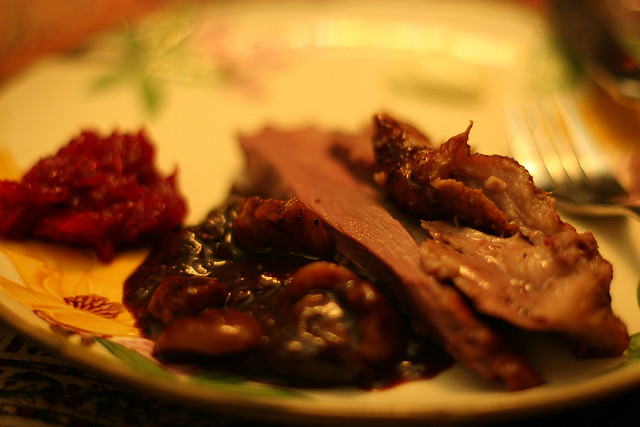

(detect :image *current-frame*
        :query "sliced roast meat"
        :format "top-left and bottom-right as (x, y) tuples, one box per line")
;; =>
(239, 126), (542, 390)
(372, 114), (629, 357)
(421, 221), (628, 357)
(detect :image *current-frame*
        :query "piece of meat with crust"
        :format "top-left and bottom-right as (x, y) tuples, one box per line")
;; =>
(239, 126), (542, 390)
(373, 114), (518, 236)
(234, 196), (333, 258)
(372, 113), (629, 357)
(262, 260), (408, 387)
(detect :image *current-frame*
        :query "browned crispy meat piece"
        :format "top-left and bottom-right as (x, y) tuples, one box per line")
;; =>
(263, 261), (408, 386)
(373, 114), (517, 236)
(235, 196), (333, 258)
(373, 113), (629, 357)
(239, 126), (542, 390)
(154, 307), (265, 356)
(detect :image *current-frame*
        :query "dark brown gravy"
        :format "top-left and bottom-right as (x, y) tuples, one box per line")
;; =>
(124, 195), (452, 388)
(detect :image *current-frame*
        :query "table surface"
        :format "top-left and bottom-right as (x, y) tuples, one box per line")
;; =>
(1, 319), (638, 426)
(1, 1), (639, 425)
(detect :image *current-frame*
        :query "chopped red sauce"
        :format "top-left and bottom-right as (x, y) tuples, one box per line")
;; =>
(0, 130), (187, 261)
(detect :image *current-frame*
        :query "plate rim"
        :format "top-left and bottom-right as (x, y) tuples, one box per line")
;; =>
(2, 294), (640, 426)
(1, 0), (640, 424)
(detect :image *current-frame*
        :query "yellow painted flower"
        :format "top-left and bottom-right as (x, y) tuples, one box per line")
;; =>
(0, 239), (146, 338)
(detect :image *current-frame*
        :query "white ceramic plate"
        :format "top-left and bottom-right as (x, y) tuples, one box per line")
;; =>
(1, 0), (640, 425)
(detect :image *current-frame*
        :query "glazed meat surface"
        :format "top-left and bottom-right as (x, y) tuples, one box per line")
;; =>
(373, 113), (628, 357)
(234, 196), (333, 258)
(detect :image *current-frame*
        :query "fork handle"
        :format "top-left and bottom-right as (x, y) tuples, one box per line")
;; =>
(590, 203), (640, 222)
(555, 199), (640, 222)
(622, 204), (640, 222)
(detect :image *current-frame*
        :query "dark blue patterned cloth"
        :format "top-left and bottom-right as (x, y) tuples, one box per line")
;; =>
(0, 323), (236, 426)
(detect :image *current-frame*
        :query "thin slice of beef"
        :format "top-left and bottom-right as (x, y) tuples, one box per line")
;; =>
(239, 126), (542, 390)
(372, 113), (629, 357)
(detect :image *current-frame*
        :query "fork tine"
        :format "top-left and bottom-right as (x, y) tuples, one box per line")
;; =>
(505, 92), (628, 204)
(533, 95), (587, 190)
(503, 99), (554, 191)
(552, 93), (627, 198)
(523, 96), (582, 192)
(505, 92), (640, 219)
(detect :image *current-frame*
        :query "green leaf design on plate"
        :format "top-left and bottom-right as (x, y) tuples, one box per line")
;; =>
(629, 277), (640, 360)
(88, 8), (228, 116)
(140, 76), (163, 115)
(627, 332), (640, 361)
(96, 338), (306, 398)
(96, 338), (174, 379)
(624, 280), (640, 361)
(191, 369), (307, 398)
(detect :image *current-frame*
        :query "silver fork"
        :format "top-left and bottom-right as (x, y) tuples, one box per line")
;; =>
(503, 91), (640, 220)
